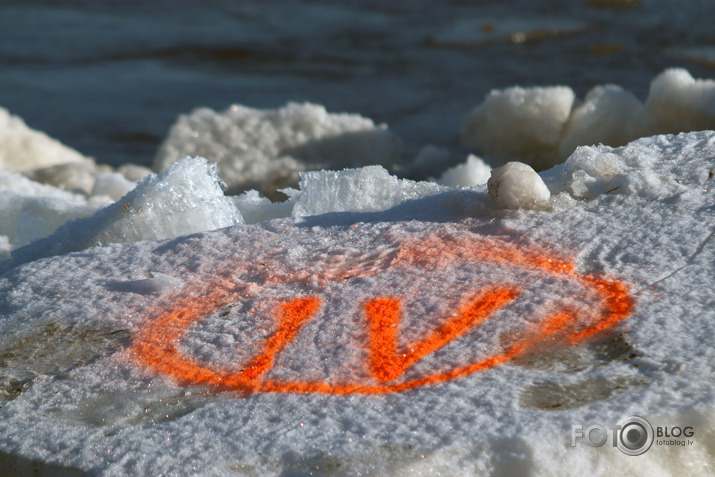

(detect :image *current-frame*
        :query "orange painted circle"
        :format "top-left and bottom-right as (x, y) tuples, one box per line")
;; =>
(129, 232), (634, 395)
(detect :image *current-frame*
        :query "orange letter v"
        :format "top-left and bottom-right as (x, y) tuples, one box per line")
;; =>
(364, 288), (518, 382)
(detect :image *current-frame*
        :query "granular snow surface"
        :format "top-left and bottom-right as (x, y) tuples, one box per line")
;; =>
(0, 132), (713, 476)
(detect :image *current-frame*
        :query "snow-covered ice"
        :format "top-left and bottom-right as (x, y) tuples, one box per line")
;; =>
(153, 102), (403, 196)
(437, 154), (492, 187)
(0, 129), (713, 475)
(461, 85), (575, 170)
(462, 68), (715, 170)
(0, 107), (92, 172)
(0, 170), (100, 259)
(292, 165), (445, 217)
(487, 161), (550, 210)
(4, 157), (243, 271)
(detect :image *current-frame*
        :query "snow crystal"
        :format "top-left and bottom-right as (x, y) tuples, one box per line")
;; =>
(4, 157), (242, 270)
(154, 102), (403, 195)
(487, 161), (550, 209)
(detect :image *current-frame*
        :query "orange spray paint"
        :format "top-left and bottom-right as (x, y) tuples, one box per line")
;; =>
(129, 232), (634, 395)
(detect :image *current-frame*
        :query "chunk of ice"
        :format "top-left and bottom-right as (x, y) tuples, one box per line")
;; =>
(437, 154), (492, 187)
(462, 67), (715, 168)
(154, 102), (403, 195)
(0, 235), (10, 261)
(559, 84), (645, 159)
(0, 106), (92, 172)
(231, 189), (296, 224)
(105, 272), (183, 296)
(407, 145), (452, 178)
(91, 172), (137, 202)
(461, 86), (575, 170)
(0, 169), (97, 251)
(548, 131), (715, 200)
(22, 162), (100, 195)
(487, 161), (550, 209)
(644, 68), (715, 134)
(293, 165), (445, 217)
(0, 132), (712, 476)
(5, 157), (243, 269)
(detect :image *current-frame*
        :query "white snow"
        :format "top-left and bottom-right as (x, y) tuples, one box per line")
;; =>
(0, 106), (92, 172)
(644, 68), (715, 135)
(461, 85), (575, 169)
(462, 67), (715, 169)
(559, 84), (645, 159)
(0, 131), (712, 476)
(292, 165), (445, 217)
(4, 157), (243, 270)
(153, 102), (403, 194)
(487, 161), (551, 209)
(437, 154), (492, 187)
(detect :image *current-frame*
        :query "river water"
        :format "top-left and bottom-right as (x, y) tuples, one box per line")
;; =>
(1, 0), (714, 168)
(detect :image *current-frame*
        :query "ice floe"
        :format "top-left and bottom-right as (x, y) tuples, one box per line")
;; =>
(5, 157), (242, 270)
(461, 85), (575, 170)
(462, 68), (715, 170)
(0, 130), (712, 476)
(0, 107), (92, 172)
(437, 154), (492, 187)
(153, 102), (403, 196)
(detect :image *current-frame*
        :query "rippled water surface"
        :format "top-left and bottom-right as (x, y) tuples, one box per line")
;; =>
(1, 0), (714, 167)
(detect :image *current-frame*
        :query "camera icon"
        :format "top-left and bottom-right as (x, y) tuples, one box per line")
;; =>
(615, 416), (654, 456)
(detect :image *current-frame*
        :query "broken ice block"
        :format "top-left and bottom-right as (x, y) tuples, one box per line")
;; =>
(5, 157), (243, 269)
(292, 165), (445, 217)
(154, 102), (403, 195)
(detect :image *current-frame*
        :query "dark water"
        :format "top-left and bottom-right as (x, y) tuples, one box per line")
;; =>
(1, 0), (714, 168)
